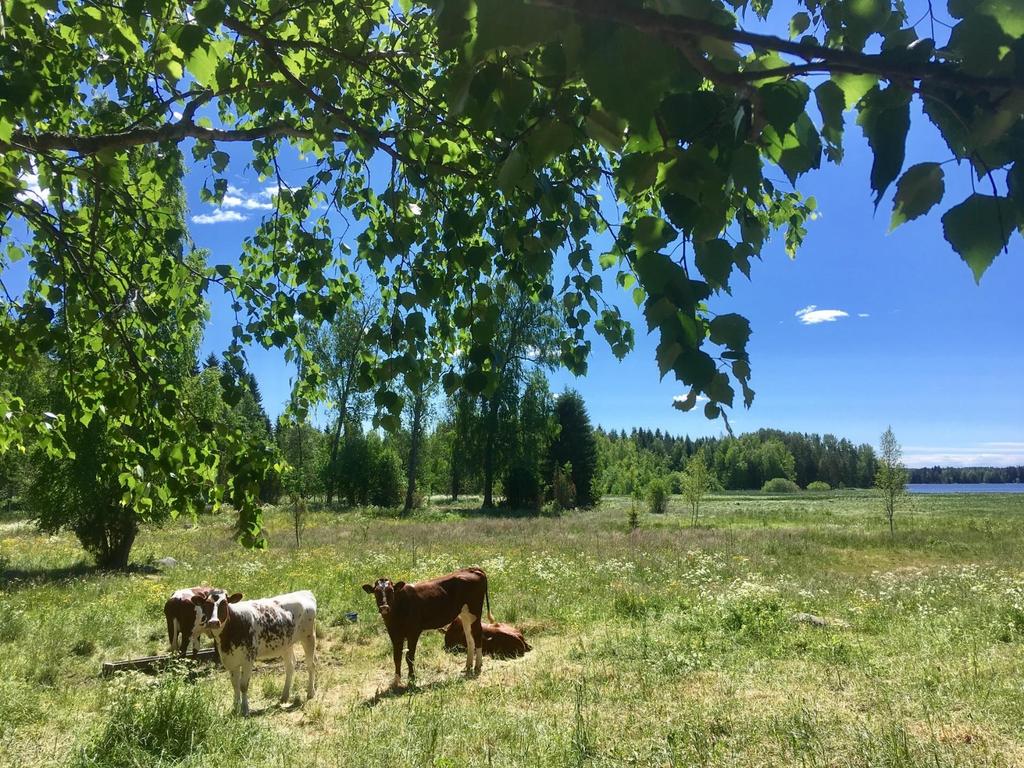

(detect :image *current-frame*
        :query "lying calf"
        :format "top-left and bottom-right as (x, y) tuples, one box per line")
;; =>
(192, 589), (317, 715)
(442, 620), (531, 658)
(164, 586), (213, 655)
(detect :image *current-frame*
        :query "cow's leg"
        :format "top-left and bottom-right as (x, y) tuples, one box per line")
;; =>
(472, 617), (483, 674)
(189, 627), (202, 655)
(229, 667), (242, 712)
(238, 663), (252, 716)
(406, 631), (421, 685)
(280, 646), (295, 704)
(392, 639), (404, 688)
(301, 632), (317, 700)
(458, 605), (477, 676)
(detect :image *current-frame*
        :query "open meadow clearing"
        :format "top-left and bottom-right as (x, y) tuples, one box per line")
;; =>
(2, 492), (1024, 768)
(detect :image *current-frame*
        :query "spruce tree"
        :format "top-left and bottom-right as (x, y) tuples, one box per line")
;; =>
(548, 390), (600, 508)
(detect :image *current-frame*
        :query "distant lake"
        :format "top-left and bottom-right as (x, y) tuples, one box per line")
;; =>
(908, 483), (1024, 494)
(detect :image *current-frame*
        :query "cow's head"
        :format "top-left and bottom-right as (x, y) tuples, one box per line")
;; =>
(191, 589), (243, 633)
(361, 578), (405, 619)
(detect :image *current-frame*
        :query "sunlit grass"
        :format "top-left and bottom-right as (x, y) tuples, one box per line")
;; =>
(1, 492), (1023, 767)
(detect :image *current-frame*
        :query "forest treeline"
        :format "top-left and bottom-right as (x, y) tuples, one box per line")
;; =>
(0, 294), (1013, 570)
(907, 466), (1024, 484)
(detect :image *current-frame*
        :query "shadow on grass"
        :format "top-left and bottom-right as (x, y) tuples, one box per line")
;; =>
(361, 676), (465, 708)
(0, 561), (161, 591)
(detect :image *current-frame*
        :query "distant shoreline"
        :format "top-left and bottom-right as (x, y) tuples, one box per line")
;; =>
(908, 482), (1024, 494)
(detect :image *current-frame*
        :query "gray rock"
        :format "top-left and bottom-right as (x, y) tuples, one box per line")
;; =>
(791, 612), (850, 629)
(155, 557), (179, 568)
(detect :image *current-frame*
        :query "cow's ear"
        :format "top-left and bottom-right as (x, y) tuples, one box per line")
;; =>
(190, 595), (205, 606)
(227, 592), (243, 603)
(394, 581), (406, 591)
(361, 584), (374, 594)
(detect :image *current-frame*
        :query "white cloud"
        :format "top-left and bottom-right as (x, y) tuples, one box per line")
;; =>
(904, 443), (1024, 467)
(191, 209), (248, 224)
(795, 305), (849, 325)
(172, 110), (183, 120)
(221, 185), (274, 210)
(673, 393), (709, 409)
(16, 170), (49, 204)
(858, 313), (870, 318)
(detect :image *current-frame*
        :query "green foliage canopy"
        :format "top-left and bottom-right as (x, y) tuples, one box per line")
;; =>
(2, 0), (1020, 541)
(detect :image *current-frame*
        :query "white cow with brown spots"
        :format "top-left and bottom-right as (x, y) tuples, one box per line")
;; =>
(191, 589), (317, 715)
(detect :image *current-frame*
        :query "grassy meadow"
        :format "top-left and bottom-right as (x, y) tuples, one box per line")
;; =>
(2, 491), (1024, 767)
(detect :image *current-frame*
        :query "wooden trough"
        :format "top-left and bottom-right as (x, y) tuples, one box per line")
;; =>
(101, 647), (220, 677)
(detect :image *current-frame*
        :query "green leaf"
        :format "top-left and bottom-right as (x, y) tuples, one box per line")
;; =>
(844, 0), (891, 46)
(856, 85), (911, 206)
(890, 163), (945, 231)
(582, 25), (692, 128)
(464, 368), (489, 394)
(497, 146), (531, 193)
(832, 73), (877, 109)
(942, 194), (1018, 282)
(527, 120), (574, 164)
(673, 390), (697, 412)
(187, 42), (222, 88)
(585, 109), (626, 152)
(708, 313), (751, 349)
(632, 216), (676, 256)
(211, 151), (229, 173)
(789, 11), (810, 38)
(760, 81), (810, 133)
(814, 80), (845, 161)
(617, 153), (659, 197)
(694, 239), (734, 291)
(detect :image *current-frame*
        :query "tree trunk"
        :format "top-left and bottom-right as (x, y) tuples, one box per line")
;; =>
(98, 522), (138, 570)
(450, 425), (463, 503)
(324, 403), (347, 506)
(403, 393), (425, 515)
(481, 397), (499, 509)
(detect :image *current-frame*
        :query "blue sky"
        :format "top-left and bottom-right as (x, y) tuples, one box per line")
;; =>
(177, 98), (1024, 468)
(8, 3), (1023, 467)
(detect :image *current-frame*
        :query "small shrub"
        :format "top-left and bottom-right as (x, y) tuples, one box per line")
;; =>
(370, 447), (404, 507)
(762, 477), (800, 493)
(806, 480), (831, 492)
(551, 462), (576, 510)
(76, 672), (214, 768)
(71, 638), (96, 657)
(540, 500), (562, 517)
(647, 477), (671, 514)
(628, 505), (640, 530)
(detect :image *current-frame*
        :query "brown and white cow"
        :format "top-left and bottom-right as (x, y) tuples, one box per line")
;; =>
(164, 586), (213, 655)
(191, 589), (317, 715)
(362, 567), (492, 688)
(442, 620), (531, 658)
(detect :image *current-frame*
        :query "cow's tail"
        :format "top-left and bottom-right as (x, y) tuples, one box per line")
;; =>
(485, 576), (494, 623)
(166, 613), (178, 652)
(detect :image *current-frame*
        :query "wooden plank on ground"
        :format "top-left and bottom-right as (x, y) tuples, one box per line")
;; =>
(101, 647), (220, 677)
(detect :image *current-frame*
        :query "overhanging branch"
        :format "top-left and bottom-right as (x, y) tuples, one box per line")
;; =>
(535, 0), (1024, 96)
(3, 120), (350, 156)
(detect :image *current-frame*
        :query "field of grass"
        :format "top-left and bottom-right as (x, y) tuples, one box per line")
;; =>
(2, 491), (1024, 767)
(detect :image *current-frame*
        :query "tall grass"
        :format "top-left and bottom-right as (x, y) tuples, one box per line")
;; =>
(1, 492), (1023, 767)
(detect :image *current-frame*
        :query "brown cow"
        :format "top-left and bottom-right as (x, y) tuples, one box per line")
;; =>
(164, 586), (213, 655)
(442, 620), (531, 658)
(362, 567), (492, 688)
